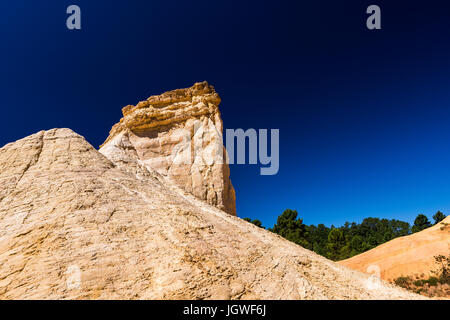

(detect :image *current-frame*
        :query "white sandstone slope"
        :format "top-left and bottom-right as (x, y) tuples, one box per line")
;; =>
(0, 128), (421, 299)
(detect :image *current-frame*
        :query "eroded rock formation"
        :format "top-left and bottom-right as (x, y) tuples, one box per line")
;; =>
(0, 128), (421, 299)
(100, 82), (236, 215)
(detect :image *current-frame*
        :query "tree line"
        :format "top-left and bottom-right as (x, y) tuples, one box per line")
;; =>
(243, 210), (446, 261)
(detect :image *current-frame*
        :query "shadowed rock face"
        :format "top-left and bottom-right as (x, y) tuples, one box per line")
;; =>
(100, 82), (236, 215)
(0, 128), (422, 299)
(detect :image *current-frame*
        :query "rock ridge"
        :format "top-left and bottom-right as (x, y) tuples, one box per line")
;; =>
(0, 128), (422, 299)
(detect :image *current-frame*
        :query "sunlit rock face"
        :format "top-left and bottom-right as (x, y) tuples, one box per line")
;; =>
(0, 129), (422, 299)
(340, 216), (450, 282)
(100, 82), (236, 215)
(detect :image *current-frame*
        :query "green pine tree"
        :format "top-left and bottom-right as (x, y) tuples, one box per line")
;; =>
(412, 214), (432, 233)
(272, 209), (309, 248)
(432, 211), (446, 225)
(327, 228), (346, 260)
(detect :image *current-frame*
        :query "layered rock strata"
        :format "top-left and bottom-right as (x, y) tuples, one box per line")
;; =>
(100, 82), (236, 215)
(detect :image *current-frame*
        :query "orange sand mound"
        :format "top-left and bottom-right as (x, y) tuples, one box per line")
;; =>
(339, 216), (450, 282)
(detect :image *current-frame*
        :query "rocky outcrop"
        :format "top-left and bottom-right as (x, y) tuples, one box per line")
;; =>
(100, 82), (236, 215)
(0, 129), (421, 299)
(339, 216), (450, 282)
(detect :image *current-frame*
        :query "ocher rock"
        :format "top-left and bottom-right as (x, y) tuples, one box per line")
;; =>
(340, 216), (450, 282)
(100, 81), (236, 215)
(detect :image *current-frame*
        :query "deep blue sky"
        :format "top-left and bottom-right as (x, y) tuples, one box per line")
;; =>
(2, 1), (450, 228)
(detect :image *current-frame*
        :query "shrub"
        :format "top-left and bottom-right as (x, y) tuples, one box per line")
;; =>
(432, 254), (450, 285)
(394, 276), (411, 288)
(413, 280), (424, 287)
(425, 276), (438, 286)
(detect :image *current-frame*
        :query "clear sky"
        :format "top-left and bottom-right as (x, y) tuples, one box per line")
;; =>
(2, 1), (450, 228)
